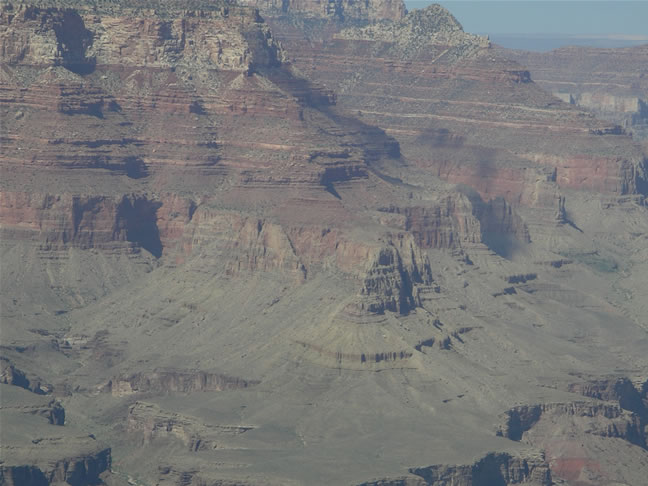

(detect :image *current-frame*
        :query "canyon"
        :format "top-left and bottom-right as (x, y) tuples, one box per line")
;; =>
(502, 44), (648, 140)
(1, 1), (647, 485)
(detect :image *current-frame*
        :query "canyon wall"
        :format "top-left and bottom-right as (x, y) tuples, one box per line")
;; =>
(262, 5), (648, 220)
(503, 44), (648, 140)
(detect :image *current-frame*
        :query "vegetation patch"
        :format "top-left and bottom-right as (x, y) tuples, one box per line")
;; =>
(559, 250), (618, 273)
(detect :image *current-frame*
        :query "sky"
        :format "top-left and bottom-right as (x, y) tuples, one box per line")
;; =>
(405, 1), (648, 38)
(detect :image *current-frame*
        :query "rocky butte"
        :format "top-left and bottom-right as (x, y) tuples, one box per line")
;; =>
(1, 0), (647, 485)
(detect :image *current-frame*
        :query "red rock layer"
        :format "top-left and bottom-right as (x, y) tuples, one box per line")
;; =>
(1, 2), (529, 324)
(263, 8), (648, 207)
(239, 0), (406, 22)
(2, 4), (524, 268)
(501, 44), (648, 139)
(0, 4), (370, 189)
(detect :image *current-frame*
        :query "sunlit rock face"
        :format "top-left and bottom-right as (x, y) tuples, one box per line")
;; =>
(501, 44), (648, 140)
(2, 2), (648, 486)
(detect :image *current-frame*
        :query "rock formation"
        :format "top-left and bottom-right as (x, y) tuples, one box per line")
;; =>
(0, 385), (113, 486)
(502, 44), (648, 139)
(357, 451), (552, 485)
(106, 369), (257, 396)
(262, 4), (648, 227)
(238, 0), (406, 22)
(2, 1), (648, 485)
(496, 376), (648, 485)
(409, 452), (552, 486)
(127, 401), (255, 450)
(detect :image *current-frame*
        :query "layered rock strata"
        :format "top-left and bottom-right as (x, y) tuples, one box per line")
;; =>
(496, 376), (648, 485)
(106, 369), (257, 396)
(0, 385), (113, 486)
(408, 452), (552, 486)
(498, 402), (646, 448)
(239, 0), (406, 22)
(358, 452), (552, 486)
(3, 1), (648, 485)
(262, 4), (648, 225)
(502, 44), (648, 140)
(127, 401), (254, 450)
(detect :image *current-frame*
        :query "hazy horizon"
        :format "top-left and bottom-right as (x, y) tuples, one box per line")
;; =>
(405, 1), (648, 51)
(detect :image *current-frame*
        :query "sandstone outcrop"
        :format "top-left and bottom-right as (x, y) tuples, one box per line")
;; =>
(502, 44), (648, 140)
(3, 1), (648, 485)
(105, 369), (257, 396)
(567, 376), (648, 416)
(0, 357), (52, 394)
(0, 192), (166, 256)
(496, 376), (648, 486)
(262, 4), (648, 232)
(239, 0), (406, 22)
(0, 1), (372, 261)
(0, 391), (65, 425)
(0, 451), (111, 486)
(337, 4), (489, 55)
(404, 452), (551, 486)
(359, 235), (433, 314)
(127, 401), (254, 450)
(497, 402), (646, 448)
(0, 385), (112, 486)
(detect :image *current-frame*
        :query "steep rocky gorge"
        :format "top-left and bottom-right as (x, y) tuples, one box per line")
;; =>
(237, 0), (405, 22)
(496, 377), (648, 485)
(261, 4), (648, 226)
(2, 1), (648, 485)
(502, 44), (648, 140)
(0, 385), (113, 486)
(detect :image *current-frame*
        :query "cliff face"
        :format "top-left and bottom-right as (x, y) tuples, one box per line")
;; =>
(502, 44), (648, 140)
(263, 5), (648, 221)
(0, 1), (369, 258)
(0, 452), (111, 486)
(357, 451), (551, 486)
(0, 385), (113, 486)
(496, 376), (648, 485)
(3, 2), (648, 486)
(0, 1), (585, 269)
(409, 452), (552, 486)
(336, 4), (489, 54)
(238, 0), (406, 22)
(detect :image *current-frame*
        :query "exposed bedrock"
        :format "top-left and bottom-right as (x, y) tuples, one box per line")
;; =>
(0, 357), (53, 395)
(0, 187), (483, 285)
(178, 208), (309, 278)
(567, 377), (648, 417)
(0, 396), (65, 425)
(497, 402), (647, 448)
(127, 401), (254, 450)
(0, 385), (112, 486)
(0, 192), (170, 257)
(376, 202), (480, 250)
(359, 235), (432, 314)
(405, 452), (552, 486)
(0, 3), (280, 72)
(239, 0), (407, 22)
(0, 4), (94, 72)
(0, 1), (373, 188)
(502, 45), (648, 140)
(3, 2), (648, 485)
(496, 387), (648, 485)
(104, 369), (258, 397)
(0, 449), (112, 486)
(183, 207), (438, 313)
(177, 195), (483, 278)
(377, 191), (530, 258)
(262, 5), (648, 203)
